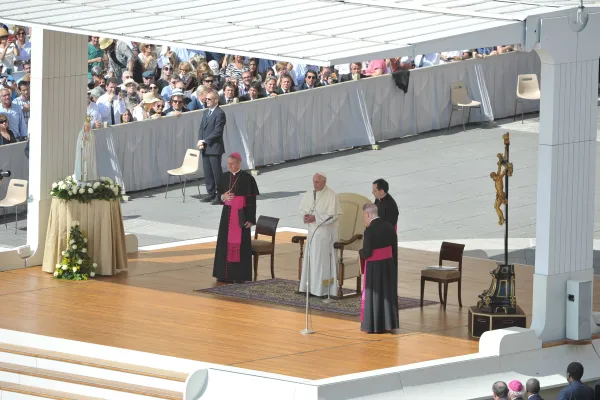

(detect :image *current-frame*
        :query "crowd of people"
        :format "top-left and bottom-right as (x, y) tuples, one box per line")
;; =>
(0, 22), (522, 146)
(491, 361), (595, 400)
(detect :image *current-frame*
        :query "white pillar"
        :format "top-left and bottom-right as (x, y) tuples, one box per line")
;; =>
(26, 29), (87, 265)
(531, 12), (600, 341)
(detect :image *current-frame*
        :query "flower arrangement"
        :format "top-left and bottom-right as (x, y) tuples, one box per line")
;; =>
(50, 176), (122, 203)
(54, 221), (97, 280)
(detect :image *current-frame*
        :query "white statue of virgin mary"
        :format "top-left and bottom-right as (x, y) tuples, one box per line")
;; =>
(74, 117), (98, 182)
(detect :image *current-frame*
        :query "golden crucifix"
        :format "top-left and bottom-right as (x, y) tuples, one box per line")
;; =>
(490, 133), (513, 225)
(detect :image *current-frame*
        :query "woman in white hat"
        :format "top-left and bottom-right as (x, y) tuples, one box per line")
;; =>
(0, 28), (20, 74)
(132, 91), (160, 121)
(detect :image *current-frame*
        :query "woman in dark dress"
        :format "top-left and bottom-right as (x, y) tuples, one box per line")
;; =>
(0, 114), (17, 145)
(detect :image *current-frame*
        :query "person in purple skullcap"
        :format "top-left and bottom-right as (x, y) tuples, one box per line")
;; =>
(508, 380), (524, 400)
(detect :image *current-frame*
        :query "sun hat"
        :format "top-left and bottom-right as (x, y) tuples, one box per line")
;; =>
(170, 88), (184, 98)
(99, 38), (113, 50)
(142, 92), (160, 104)
(123, 78), (137, 87)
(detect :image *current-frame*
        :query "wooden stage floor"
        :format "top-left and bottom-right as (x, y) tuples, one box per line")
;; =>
(1, 231), (599, 380)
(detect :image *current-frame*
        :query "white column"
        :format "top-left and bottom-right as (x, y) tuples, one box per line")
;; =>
(26, 29), (87, 265)
(531, 12), (600, 341)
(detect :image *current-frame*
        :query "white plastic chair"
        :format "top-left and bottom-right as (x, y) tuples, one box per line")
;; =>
(0, 179), (28, 234)
(514, 74), (540, 123)
(447, 82), (483, 131)
(165, 149), (201, 203)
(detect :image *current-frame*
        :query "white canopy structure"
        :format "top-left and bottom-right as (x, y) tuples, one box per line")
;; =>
(0, 0), (595, 65)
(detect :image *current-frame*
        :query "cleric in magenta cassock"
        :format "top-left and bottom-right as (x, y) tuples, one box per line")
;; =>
(359, 203), (399, 333)
(212, 152), (260, 283)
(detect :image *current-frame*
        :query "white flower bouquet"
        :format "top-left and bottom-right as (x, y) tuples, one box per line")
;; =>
(54, 221), (97, 281)
(50, 176), (122, 203)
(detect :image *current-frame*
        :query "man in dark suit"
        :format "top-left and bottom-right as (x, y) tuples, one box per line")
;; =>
(295, 69), (321, 91)
(275, 73), (295, 95)
(339, 62), (368, 82)
(372, 178), (399, 229)
(526, 378), (544, 400)
(239, 82), (265, 102)
(558, 362), (594, 400)
(197, 90), (226, 205)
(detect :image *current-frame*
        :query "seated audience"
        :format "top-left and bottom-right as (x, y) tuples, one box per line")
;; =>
(239, 82), (265, 102)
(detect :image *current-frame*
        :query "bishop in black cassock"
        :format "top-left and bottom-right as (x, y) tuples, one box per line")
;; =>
(372, 178), (399, 229)
(359, 203), (399, 333)
(213, 152), (260, 283)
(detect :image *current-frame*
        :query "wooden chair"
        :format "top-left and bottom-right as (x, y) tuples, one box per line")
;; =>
(291, 193), (370, 298)
(0, 179), (28, 234)
(165, 149), (201, 203)
(251, 216), (279, 281)
(420, 241), (465, 311)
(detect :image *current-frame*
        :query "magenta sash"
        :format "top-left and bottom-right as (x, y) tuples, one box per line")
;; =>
(225, 195), (246, 262)
(360, 246), (393, 322)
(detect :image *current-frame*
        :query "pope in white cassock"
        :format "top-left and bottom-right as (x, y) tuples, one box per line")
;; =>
(74, 117), (98, 182)
(299, 173), (342, 297)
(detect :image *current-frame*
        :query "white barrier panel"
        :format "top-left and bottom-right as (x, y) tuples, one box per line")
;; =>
(3, 52), (541, 194)
(0, 141), (29, 199)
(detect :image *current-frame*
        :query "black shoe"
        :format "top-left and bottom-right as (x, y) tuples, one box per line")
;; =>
(201, 195), (215, 203)
(211, 198), (224, 205)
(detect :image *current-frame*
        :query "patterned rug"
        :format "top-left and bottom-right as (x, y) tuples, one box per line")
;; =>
(196, 278), (438, 316)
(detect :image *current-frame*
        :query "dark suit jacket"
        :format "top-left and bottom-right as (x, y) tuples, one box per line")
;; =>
(198, 106), (226, 156)
(239, 93), (266, 102)
(339, 73), (368, 83)
(275, 87), (295, 95)
(558, 381), (594, 400)
(359, 218), (398, 265)
(375, 193), (399, 227)
(528, 394), (544, 400)
(294, 82), (321, 91)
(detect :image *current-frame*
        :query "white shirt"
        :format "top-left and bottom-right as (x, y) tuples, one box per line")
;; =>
(86, 102), (102, 126)
(132, 105), (147, 121)
(96, 93), (127, 125)
(0, 43), (17, 71)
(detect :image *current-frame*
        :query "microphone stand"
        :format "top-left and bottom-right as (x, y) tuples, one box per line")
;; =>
(300, 215), (332, 335)
(322, 228), (337, 304)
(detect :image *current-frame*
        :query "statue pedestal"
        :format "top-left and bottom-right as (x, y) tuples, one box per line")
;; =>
(468, 306), (526, 339)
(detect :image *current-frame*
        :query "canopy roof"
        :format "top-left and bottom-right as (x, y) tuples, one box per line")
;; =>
(0, 0), (591, 65)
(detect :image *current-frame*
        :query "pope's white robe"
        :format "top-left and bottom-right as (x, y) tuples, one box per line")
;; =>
(299, 186), (342, 296)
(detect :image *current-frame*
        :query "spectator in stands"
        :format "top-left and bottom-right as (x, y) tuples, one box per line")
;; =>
(557, 362), (594, 400)
(525, 378), (543, 400)
(263, 77), (278, 97)
(102, 39), (134, 84)
(248, 58), (261, 82)
(239, 82), (264, 102)
(295, 70), (320, 91)
(89, 66), (105, 89)
(219, 82), (238, 105)
(492, 381), (509, 400)
(137, 83), (148, 102)
(364, 59), (386, 76)
(138, 43), (157, 74)
(201, 73), (216, 91)
(87, 36), (103, 83)
(508, 380), (524, 400)
(473, 47), (496, 58)
(17, 60), (31, 84)
(13, 26), (31, 73)
(497, 45), (514, 54)
(224, 55), (248, 80)
(133, 91), (158, 121)
(161, 74), (180, 102)
(415, 53), (440, 68)
(398, 56), (414, 70)
(87, 89), (103, 127)
(12, 80), (29, 132)
(156, 63), (173, 92)
(0, 113), (17, 145)
(120, 109), (133, 123)
(276, 73), (295, 94)
(97, 77), (126, 126)
(142, 70), (156, 89)
(0, 88), (26, 140)
(318, 67), (332, 86)
(178, 61), (196, 92)
(167, 88), (188, 116)
(149, 99), (165, 119)
(339, 62), (367, 82)
(262, 68), (275, 82)
(238, 70), (253, 96)
(148, 82), (159, 98)
(190, 85), (210, 110)
(123, 78), (138, 112)
(0, 28), (20, 74)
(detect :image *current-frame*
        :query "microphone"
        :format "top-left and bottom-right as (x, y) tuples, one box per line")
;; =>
(0, 169), (11, 178)
(313, 190), (316, 202)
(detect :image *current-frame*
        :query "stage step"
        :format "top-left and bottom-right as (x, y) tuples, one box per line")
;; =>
(0, 381), (103, 399)
(0, 343), (187, 383)
(0, 361), (182, 399)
